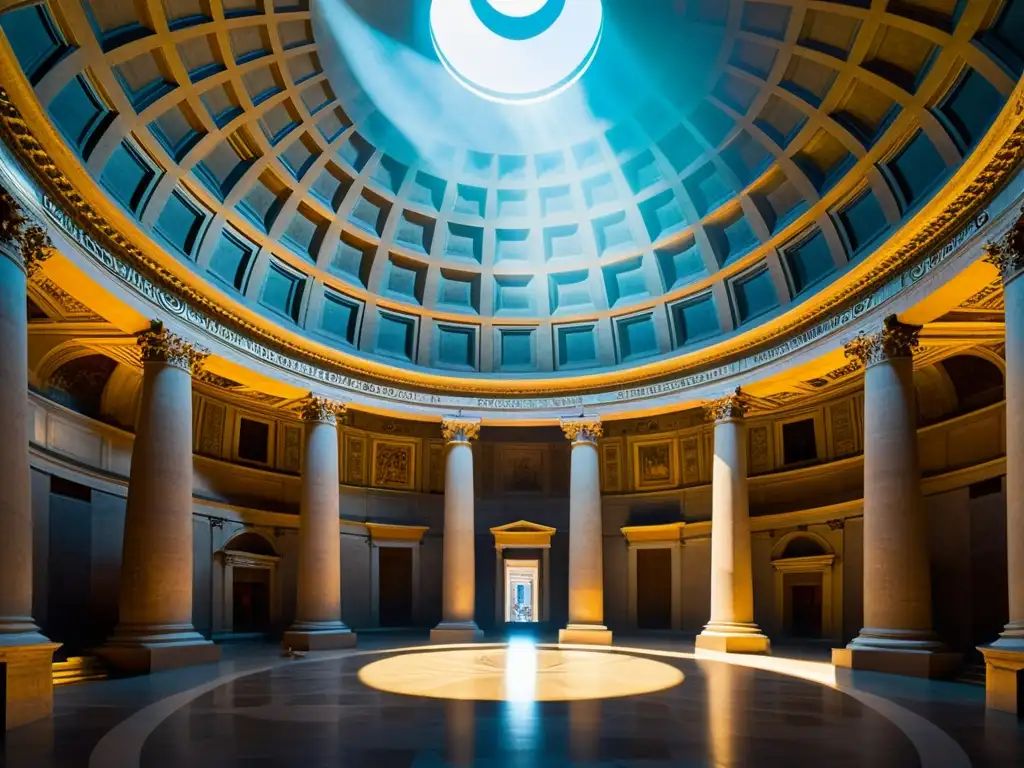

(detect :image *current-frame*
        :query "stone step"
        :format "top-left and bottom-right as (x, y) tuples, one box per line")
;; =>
(954, 663), (986, 687)
(52, 655), (109, 686)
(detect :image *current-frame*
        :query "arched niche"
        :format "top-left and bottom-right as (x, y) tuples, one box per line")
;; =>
(213, 529), (281, 638)
(771, 531), (837, 640)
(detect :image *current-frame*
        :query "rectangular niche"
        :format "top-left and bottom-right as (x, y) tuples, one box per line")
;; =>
(615, 312), (659, 362)
(706, 207), (758, 266)
(309, 163), (353, 211)
(375, 310), (418, 361)
(544, 224), (583, 262)
(884, 130), (946, 212)
(385, 254), (427, 305)
(259, 260), (306, 322)
(408, 171), (446, 211)
(339, 132), (374, 172)
(540, 185), (574, 216)
(454, 184), (487, 217)
(434, 323), (479, 370)
(555, 323), (598, 369)
(437, 269), (481, 314)
(834, 189), (888, 256)
(155, 188), (208, 258)
(236, 170), (287, 233)
(371, 154), (408, 194)
(348, 190), (390, 236)
(639, 189), (687, 242)
(48, 75), (116, 160)
(207, 225), (257, 292)
(319, 290), (363, 346)
(497, 189), (529, 218)
(494, 274), (536, 314)
(495, 229), (531, 263)
(592, 211), (635, 257)
(582, 173), (617, 209)
(783, 227), (837, 295)
(731, 265), (778, 325)
(669, 293), (720, 348)
(281, 203), (328, 262)
(394, 210), (436, 253)
(99, 140), (161, 216)
(656, 237), (707, 292)
(330, 231), (374, 287)
(496, 327), (536, 370)
(603, 256), (649, 308)
(548, 270), (594, 314)
(620, 149), (662, 194)
(445, 223), (483, 263)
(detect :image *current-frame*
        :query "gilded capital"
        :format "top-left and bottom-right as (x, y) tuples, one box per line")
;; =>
(984, 206), (1024, 284)
(844, 314), (921, 368)
(442, 416), (481, 444)
(137, 321), (208, 374)
(300, 394), (345, 425)
(561, 417), (602, 445)
(0, 185), (52, 277)
(703, 387), (749, 423)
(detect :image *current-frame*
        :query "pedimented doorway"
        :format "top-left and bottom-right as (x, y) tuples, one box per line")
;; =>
(490, 521), (556, 627)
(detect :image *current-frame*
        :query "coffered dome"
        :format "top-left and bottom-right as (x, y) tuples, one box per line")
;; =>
(1, 0), (1021, 384)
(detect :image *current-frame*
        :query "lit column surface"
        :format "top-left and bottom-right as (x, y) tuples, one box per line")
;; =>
(283, 396), (356, 651)
(832, 315), (958, 678)
(0, 190), (59, 730)
(695, 389), (770, 654)
(559, 418), (612, 646)
(979, 218), (1024, 711)
(431, 417), (484, 642)
(99, 323), (220, 673)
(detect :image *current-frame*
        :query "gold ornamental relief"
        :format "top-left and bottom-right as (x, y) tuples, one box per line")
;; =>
(0, 185), (52, 276)
(137, 321), (208, 374)
(703, 387), (750, 423)
(560, 418), (602, 445)
(844, 314), (921, 368)
(441, 417), (481, 444)
(299, 394), (345, 425)
(984, 205), (1024, 283)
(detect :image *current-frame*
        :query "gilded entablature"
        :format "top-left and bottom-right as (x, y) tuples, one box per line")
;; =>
(984, 205), (1024, 283)
(441, 417), (481, 444)
(844, 315), (921, 368)
(299, 394), (345, 425)
(0, 183), (51, 276)
(703, 388), (750, 422)
(561, 418), (603, 445)
(137, 321), (208, 374)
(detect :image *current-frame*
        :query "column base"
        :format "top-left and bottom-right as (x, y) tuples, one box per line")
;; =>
(979, 634), (1024, 714)
(430, 622), (484, 644)
(97, 626), (220, 674)
(0, 640), (61, 731)
(283, 622), (357, 652)
(558, 624), (613, 646)
(832, 632), (960, 678)
(695, 622), (770, 654)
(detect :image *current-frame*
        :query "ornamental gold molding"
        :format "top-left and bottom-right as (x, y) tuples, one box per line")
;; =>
(0, 183), (51, 276)
(703, 387), (750, 422)
(561, 417), (602, 444)
(299, 394), (345, 425)
(984, 205), (1024, 284)
(441, 416), (481, 443)
(137, 321), (208, 374)
(844, 315), (921, 368)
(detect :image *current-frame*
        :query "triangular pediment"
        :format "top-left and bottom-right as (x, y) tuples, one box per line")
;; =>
(489, 520), (557, 535)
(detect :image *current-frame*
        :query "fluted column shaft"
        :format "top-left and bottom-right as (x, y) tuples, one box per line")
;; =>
(696, 390), (769, 654)
(431, 417), (482, 642)
(559, 418), (611, 645)
(284, 396), (355, 651)
(100, 324), (219, 672)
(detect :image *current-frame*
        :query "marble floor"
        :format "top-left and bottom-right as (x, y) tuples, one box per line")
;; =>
(3, 634), (1023, 767)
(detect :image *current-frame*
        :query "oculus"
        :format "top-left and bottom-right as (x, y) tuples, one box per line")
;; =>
(430, 0), (604, 104)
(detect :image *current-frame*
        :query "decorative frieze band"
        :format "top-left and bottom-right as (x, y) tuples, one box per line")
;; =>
(984, 205), (1024, 284)
(844, 314), (921, 368)
(137, 321), (208, 374)
(703, 387), (750, 422)
(441, 416), (481, 444)
(561, 417), (603, 445)
(0, 184), (51, 276)
(299, 394), (345, 425)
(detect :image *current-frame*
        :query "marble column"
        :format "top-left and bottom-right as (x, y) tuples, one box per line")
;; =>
(559, 417), (612, 646)
(0, 189), (60, 730)
(696, 389), (770, 654)
(431, 416), (483, 643)
(283, 396), (356, 651)
(832, 315), (959, 678)
(979, 214), (1024, 711)
(99, 322), (220, 673)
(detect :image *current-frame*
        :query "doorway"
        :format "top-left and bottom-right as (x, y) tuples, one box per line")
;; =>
(788, 583), (823, 638)
(504, 560), (539, 623)
(636, 548), (672, 629)
(232, 567), (271, 633)
(379, 546), (414, 627)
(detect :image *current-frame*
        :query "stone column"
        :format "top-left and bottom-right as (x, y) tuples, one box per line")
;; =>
(0, 189), (59, 730)
(980, 214), (1024, 711)
(431, 417), (483, 642)
(696, 389), (770, 654)
(559, 418), (612, 645)
(284, 396), (356, 650)
(99, 323), (220, 673)
(832, 315), (958, 678)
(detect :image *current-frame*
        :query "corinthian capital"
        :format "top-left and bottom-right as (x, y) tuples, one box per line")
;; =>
(561, 417), (602, 445)
(844, 314), (920, 368)
(137, 321), (208, 374)
(0, 185), (52, 277)
(984, 206), (1024, 284)
(703, 387), (749, 423)
(300, 394), (345, 425)
(442, 416), (481, 444)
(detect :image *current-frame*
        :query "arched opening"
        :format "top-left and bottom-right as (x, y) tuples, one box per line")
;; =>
(771, 533), (836, 640)
(44, 354), (117, 419)
(220, 532), (279, 636)
(940, 355), (1004, 415)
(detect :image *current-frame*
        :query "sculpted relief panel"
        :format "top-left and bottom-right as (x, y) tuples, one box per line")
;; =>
(601, 440), (623, 493)
(373, 440), (417, 490)
(198, 401), (225, 458)
(748, 425), (772, 475)
(633, 440), (677, 491)
(344, 432), (368, 486)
